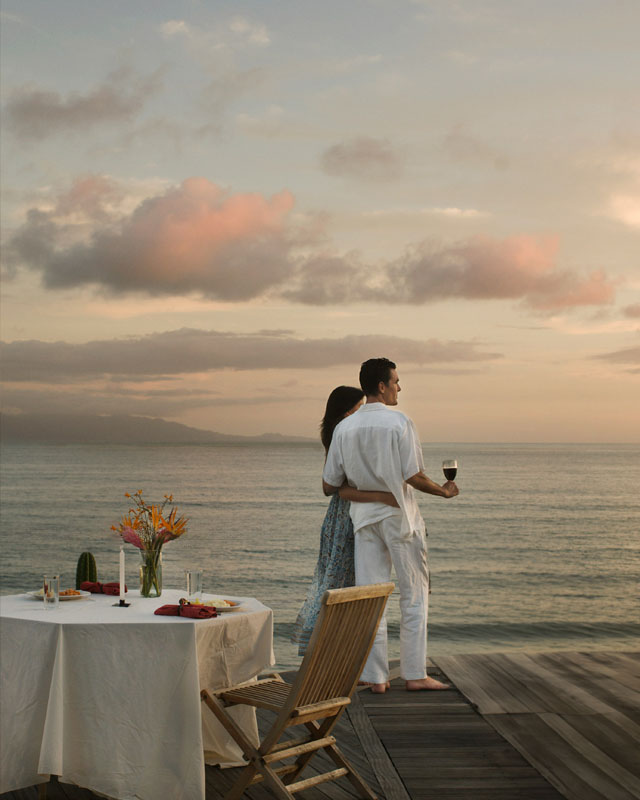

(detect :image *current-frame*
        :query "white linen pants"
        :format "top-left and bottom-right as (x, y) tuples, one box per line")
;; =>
(355, 514), (429, 683)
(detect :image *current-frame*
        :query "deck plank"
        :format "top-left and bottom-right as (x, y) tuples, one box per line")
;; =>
(534, 651), (640, 717)
(540, 713), (640, 795)
(433, 650), (640, 800)
(345, 691), (410, 800)
(487, 713), (640, 800)
(577, 652), (640, 693)
(495, 651), (619, 714)
(426, 653), (518, 714)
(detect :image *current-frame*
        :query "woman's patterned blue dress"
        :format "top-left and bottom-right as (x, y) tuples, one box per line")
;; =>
(291, 493), (355, 656)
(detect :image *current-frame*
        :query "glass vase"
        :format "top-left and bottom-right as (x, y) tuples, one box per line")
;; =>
(139, 549), (162, 597)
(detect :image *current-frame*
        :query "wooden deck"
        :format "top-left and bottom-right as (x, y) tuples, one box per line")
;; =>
(432, 650), (640, 800)
(3, 651), (638, 800)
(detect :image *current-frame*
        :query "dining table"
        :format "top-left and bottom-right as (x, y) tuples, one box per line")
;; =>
(0, 587), (275, 800)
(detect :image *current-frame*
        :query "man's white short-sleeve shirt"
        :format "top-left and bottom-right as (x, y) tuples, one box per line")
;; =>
(323, 402), (426, 537)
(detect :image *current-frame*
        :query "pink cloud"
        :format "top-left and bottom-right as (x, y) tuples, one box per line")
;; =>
(119, 178), (294, 289)
(524, 269), (614, 311)
(381, 234), (615, 311)
(449, 234), (561, 299)
(7, 177), (296, 299)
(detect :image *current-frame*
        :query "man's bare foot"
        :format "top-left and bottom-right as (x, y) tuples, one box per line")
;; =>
(370, 682), (390, 694)
(406, 676), (450, 691)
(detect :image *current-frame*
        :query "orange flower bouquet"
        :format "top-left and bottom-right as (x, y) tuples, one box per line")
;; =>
(112, 490), (188, 597)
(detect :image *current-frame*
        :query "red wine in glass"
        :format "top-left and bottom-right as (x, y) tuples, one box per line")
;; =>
(442, 459), (458, 481)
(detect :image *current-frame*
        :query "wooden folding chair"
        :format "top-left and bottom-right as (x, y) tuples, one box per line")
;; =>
(201, 581), (394, 799)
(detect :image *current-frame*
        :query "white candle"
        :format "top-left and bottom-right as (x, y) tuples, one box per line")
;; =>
(119, 546), (125, 602)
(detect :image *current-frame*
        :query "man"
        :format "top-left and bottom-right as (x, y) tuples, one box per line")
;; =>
(322, 357), (459, 693)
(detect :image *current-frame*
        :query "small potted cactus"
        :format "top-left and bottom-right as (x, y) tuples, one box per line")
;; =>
(76, 551), (97, 589)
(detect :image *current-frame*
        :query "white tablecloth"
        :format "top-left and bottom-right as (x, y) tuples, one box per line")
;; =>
(0, 589), (274, 800)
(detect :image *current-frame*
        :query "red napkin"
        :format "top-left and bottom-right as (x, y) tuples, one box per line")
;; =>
(154, 603), (217, 619)
(180, 604), (218, 619)
(154, 604), (180, 616)
(80, 581), (128, 595)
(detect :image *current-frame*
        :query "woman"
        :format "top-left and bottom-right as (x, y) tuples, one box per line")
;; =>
(291, 385), (398, 656)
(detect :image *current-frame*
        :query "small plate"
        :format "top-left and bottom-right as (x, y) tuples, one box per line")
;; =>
(198, 597), (244, 612)
(28, 589), (91, 601)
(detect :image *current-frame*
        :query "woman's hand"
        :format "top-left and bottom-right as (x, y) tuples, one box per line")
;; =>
(377, 491), (399, 508)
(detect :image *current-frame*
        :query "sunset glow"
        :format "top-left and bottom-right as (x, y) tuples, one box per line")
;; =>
(1, 1), (638, 442)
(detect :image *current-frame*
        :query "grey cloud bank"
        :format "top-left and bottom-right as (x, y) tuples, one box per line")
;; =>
(593, 345), (640, 365)
(4, 66), (163, 140)
(320, 136), (404, 181)
(1, 329), (502, 383)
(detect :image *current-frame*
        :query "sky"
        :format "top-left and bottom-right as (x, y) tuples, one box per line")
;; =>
(1, 0), (639, 442)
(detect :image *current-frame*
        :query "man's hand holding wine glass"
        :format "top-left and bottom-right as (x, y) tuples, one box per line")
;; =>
(405, 460), (459, 498)
(441, 480), (459, 497)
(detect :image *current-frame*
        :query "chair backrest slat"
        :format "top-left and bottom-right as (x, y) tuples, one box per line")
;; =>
(290, 583), (394, 709)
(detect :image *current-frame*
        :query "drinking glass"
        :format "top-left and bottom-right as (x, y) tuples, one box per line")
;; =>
(186, 569), (203, 602)
(43, 574), (60, 609)
(442, 459), (458, 481)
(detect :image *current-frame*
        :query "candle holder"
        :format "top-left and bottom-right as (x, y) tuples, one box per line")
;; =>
(113, 598), (131, 607)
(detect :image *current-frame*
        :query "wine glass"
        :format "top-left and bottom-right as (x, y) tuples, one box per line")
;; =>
(442, 459), (458, 481)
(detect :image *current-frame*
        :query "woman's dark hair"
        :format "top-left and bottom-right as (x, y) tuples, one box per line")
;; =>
(359, 357), (396, 396)
(320, 385), (365, 452)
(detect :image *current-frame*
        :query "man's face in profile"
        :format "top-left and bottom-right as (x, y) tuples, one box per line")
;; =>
(380, 369), (401, 406)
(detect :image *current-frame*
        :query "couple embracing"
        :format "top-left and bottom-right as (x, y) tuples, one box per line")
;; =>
(292, 357), (459, 694)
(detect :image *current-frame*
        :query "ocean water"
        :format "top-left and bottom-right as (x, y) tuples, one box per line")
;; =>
(1, 442), (638, 669)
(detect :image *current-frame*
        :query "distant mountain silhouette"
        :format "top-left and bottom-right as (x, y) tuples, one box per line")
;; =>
(0, 413), (315, 445)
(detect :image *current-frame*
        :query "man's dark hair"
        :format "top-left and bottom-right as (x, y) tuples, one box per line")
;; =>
(359, 357), (396, 396)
